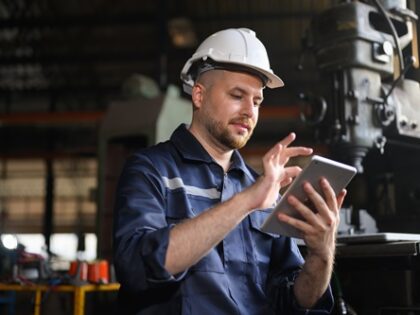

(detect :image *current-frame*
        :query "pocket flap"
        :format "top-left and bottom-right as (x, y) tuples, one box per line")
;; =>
(249, 209), (279, 238)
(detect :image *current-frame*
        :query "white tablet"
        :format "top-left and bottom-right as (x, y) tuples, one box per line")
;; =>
(260, 155), (357, 238)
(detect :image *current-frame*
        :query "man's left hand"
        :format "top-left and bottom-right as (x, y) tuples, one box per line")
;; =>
(277, 178), (347, 260)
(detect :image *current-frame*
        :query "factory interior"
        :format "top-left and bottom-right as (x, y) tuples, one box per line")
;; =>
(1, 0), (420, 314)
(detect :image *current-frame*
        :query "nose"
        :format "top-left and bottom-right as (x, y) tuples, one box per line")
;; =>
(242, 97), (257, 118)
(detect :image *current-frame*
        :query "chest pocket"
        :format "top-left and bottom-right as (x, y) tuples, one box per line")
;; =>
(248, 209), (279, 286)
(165, 191), (224, 274)
(249, 209), (279, 238)
(165, 191), (219, 219)
(165, 191), (194, 223)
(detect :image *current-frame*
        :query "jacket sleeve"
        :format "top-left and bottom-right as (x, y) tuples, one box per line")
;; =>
(266, 237), (334, 314)
(113, 153), (187, 293)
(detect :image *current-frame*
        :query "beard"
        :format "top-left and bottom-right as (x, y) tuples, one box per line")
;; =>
(205, 115), (254, 150)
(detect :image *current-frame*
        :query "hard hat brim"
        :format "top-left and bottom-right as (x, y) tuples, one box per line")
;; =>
(181, 57), (284, 94)
(201, 56), (285, 88)
(233, 62), (284, 88)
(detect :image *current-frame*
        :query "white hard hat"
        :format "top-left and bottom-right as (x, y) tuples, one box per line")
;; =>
(180, 28), (284, 94)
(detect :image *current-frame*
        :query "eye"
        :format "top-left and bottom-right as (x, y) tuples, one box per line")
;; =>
(254, 100), (262, 108)
(231, 93), (242, 100)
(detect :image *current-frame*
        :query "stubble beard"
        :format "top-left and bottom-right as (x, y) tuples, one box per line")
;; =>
(205, 116), (253, 150)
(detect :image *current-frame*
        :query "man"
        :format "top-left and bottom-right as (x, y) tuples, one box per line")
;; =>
(113, 28), (346, 314)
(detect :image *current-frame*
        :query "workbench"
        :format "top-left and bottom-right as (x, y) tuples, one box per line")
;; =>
(0, 282), (120, 315)
(334, 238), (420, 315)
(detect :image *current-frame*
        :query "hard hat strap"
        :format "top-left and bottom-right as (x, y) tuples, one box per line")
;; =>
(193, 59), (269, 87)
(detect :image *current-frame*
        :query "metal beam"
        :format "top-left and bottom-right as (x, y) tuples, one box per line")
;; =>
(0, 147), (97, 160)
(0, 111), (104, 125)
(0, 51), (158, 65)
(191, 11), (315, 22)
(0, 85), (121, 95)
(0, 13), (156, 29)
(0, 11), (315, 29)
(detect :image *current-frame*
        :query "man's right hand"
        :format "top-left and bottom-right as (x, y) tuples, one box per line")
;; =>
(242, 132), (313, 211)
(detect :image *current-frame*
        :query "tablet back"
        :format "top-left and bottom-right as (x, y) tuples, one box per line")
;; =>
(260, 155), (357, 238)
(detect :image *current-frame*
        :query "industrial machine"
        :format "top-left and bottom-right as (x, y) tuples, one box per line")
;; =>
(299, 1), (420, 313)
(299, 0), (420, 234)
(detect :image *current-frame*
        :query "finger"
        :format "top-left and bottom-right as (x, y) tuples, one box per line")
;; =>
(283, 147), (313, 159)
(277, 147), (312, 167)
(337, 189), (347, 209)
(279, 132), (296, 147)
(283, 166), (302, 179)
(302, 181), (334, 224)
(280, 177), (293, 187)
(263, 143), (282, 164)
(320, 178), (338, 215)
(279, 166), (302, 188)
(274, 142), (282, 166)
(277, 212), (315, 234)
(264, 143), (282, 160)
(287, 194), (323, 228)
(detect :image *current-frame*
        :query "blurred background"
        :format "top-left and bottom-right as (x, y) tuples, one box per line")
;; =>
(1, 0), (420, 314)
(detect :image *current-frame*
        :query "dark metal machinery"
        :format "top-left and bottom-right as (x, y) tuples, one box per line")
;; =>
(301, 0), (420, 172)
(299, 1), (420, 314)
(300, 0), (420, 231)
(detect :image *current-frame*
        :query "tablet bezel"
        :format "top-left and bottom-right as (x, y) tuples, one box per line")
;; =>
(260, 155), (357, 238)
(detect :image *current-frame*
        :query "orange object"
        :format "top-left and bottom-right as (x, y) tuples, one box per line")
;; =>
(69, 261), (78, 276)
(69, 261), (88, 281)
(87, 262), (99, 283)
(87, 260), (109, 284)
(98, 260), (109, 284)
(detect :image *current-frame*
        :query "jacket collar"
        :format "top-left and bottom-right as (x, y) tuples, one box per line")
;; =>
(171, 124), (253, 178)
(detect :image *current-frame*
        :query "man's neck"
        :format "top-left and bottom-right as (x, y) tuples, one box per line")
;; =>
(188, 125), (233, 173)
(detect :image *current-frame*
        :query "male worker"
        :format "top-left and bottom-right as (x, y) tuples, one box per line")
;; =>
(113, 28), (346, 314)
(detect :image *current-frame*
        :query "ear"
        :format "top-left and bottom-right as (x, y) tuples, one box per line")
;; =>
(191, 83), (205, 109)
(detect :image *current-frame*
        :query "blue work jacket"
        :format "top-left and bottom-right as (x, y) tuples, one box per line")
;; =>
(113, 124), (333, 314)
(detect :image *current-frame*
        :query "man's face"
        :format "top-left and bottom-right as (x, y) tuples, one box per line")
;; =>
(194, 70), (264, 150)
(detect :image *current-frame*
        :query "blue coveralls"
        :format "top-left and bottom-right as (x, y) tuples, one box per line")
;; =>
(113, 124), (333, 314)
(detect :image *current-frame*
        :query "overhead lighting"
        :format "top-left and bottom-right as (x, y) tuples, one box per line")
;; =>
(1, 234), (18, 250)
(168, 17), (197, 48)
